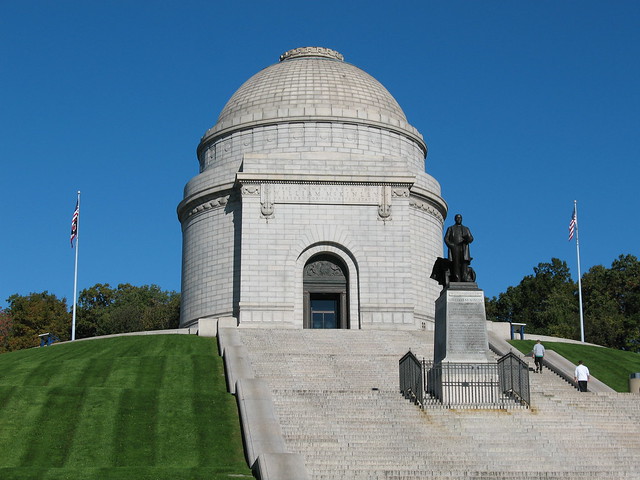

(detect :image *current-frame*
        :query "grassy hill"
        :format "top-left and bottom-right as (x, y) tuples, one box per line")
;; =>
(4, 333), (638, 479)
(0, 335), (252, 480)
(509, 339), (640, 392)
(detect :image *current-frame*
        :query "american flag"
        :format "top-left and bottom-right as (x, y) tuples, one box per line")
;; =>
(568, 209), (576, 241)
(70, 200), (79, 247)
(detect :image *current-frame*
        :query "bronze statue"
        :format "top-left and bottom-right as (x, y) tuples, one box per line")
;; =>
(444, 214), (475, 283)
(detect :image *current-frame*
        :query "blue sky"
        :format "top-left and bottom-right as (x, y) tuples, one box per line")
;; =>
(1, 1), (639, 309)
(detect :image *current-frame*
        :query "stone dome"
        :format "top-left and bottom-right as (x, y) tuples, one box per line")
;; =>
(200, 47), (424, 150)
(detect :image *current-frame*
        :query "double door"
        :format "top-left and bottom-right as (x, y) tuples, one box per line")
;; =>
(310, 293), (343, 329)
(303, 255), (349, 329)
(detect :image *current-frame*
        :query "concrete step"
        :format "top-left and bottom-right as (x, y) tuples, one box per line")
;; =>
(235, 328), (640, 480)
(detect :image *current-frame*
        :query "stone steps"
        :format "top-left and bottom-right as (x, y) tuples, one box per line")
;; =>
(313, 473), (639, 480)
(236, 328), (640, 479)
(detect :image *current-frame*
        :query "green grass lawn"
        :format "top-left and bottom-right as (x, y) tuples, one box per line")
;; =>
(509, 340), (640, 392)
(0, 335), (252, 480)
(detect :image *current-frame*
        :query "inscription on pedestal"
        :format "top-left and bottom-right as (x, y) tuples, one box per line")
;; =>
(447, 294), (486, 354)
(434, 287), (490, 364)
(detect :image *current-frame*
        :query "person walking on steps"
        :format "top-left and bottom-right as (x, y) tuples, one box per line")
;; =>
(574, 360), (590, 392)
(532, 340), (545, 373)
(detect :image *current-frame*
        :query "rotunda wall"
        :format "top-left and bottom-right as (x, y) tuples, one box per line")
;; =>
(179, 199), (239, 325)
(198, 123), (427, 182)
(409, 205), (446, 325)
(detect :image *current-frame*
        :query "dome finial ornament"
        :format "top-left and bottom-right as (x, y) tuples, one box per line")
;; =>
(280, 47), (344, 62)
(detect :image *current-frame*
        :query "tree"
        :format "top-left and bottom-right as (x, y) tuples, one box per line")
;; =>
(75, 283), (117, 338)
(487, 254), (640, 351)
(486, 258), (579, 338)
(0, 308), (13, 353)
(582, 255), (640, 351)
(0, 284), (180, 353)
(76, 283), (180, 338)
(5, 292), (71, 351)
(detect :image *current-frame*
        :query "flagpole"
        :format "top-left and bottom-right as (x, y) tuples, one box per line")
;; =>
(574, 200), (585, 343)
(71, 191), (80, 341)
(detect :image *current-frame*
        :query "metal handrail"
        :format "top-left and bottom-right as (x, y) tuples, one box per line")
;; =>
(400, 352), (530, 409)
(399, 351), (423, 407)
(497, 351), (531, 406)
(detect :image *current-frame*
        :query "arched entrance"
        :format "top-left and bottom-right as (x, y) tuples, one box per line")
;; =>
(303, 254), (349, 329)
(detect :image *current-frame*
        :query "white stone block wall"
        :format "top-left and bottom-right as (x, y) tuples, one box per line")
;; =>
(410, 203), (445, 327)
(179, 199), (239, 326)
(180, 156), (445, 329)
(199, 123), (426, 183)
(236, 187), (439, 329)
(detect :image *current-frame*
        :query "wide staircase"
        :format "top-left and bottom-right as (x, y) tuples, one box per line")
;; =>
(236, 328), (640, 479)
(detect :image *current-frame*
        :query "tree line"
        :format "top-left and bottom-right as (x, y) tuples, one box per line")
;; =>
(2, 255), (639, 353)
(486, 254), (640, 352)
(0, 284), (179, 353)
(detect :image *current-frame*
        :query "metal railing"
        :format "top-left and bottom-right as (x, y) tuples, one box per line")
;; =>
(497, 351), (530, 406)
(426, 361), (501, 408)
(399, 351), (424, 407)
(399, 352), (530, 409)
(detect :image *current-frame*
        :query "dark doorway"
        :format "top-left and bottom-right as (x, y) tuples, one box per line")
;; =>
(303, 255), (348, 329)
(310, 293), (339, 329)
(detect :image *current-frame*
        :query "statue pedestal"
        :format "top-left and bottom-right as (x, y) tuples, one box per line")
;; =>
(434, 283), (491, 364)
(432, 283), (497, 405)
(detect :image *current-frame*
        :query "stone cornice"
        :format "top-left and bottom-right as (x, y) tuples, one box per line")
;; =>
(177, 176), (446, 225)
(235, 172), (416, 187)
(177, 181), (236, 223)
(408, 186), (448, 224)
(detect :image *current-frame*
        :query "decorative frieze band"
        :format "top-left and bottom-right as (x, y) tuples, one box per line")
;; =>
(180, 184), (439, 224)
(186, 195), (230, 218)
(177, 185), (238, 222)
(409, 198), (445, 224)
(239, 181), (412, 221)
(240, 182), (409, 206)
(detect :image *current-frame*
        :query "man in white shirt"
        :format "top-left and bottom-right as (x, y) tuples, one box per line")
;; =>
(574, 360), (590, 392)
(532, 340), (545, 373)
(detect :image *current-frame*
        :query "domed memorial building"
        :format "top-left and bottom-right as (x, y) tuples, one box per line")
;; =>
(177, 47), (447, 330)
